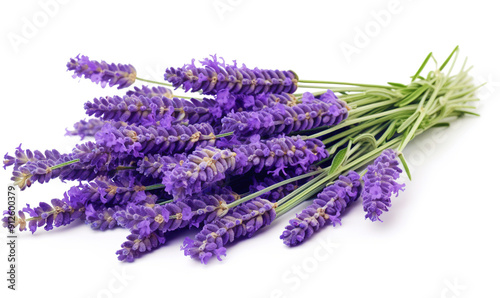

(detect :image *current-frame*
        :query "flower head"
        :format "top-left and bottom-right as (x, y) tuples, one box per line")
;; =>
(362, 149), (405, 222)
(280, 171), (362, 246)
(67, 54), (136, 89)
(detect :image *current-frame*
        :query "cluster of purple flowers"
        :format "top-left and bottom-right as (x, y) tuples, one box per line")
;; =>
(2, 54), (411, 265)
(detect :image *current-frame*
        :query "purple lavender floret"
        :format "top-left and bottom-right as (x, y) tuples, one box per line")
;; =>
(164, 55), (298, 95)
(221, 99), (348, 138)
(182, 198), (276, 264)
(114, 203), (191, 238)
(85, 205), (122, 231)
(94, 176), (150, 205)
(137, 153), (187, 179)
(116, 230), (167, 262)
(126, 85), (174, 99)
(301, 90), (341, 105)
(67, 54), (136, 89)
(280, 171), (362, 247)
(85, 95), (217, 127)
(3, 144), (43, 170)
(362, 149), (405, 222)
(95, 122), (215, 157)
(163, 146), (237, 199)
(182, 193), (237, 228)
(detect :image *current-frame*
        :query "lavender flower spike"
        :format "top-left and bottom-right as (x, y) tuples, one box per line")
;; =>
(116, 230), (167, 262)
(221, 99), (348, 139)
(67, 54), (136, 89)
(362, 149), (405, 222)
(2, 191), (86, 234)
(85, 95), (216, 127)
(163, 146), (237, 199)
(280, 171), (362, 247)
(85, 205), (122, 231)
(95, 122), (216, 157)
(182, 198), (277, 264)
(165, 55), (298, 95)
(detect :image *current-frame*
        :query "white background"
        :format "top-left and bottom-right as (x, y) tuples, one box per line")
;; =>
(1, 1), (499, 297)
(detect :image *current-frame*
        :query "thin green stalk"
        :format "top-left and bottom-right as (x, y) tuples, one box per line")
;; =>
(225, 169), (324, 209)
(50, 159), (80, 170)
(298, 80), (395, 89)
(309, 105), (417, 139)
(136, 77), (172, 87)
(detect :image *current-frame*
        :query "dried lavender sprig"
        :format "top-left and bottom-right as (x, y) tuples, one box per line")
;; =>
(67, 54), (136, 89)
(220, 99), (348, 139)
(362, 149), (405, 222)
(164, 55), (298, 95)
(95, 122), (216, 157)
(85, 95), (217, 127)
(280, 171), (362, 247)
(181, 198), (277, 264)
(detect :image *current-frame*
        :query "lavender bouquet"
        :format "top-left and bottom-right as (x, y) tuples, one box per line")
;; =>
(2, 47), (480, 263)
